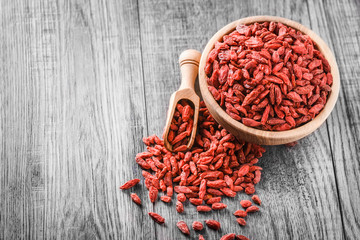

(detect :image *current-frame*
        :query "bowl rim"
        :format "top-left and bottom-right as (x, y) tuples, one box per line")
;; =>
(199, 16), (340, 144)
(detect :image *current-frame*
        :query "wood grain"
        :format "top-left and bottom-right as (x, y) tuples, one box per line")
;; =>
(0, 0), (155, 239)
(307, 0), (360, 238)
(0, 0), (359, 239)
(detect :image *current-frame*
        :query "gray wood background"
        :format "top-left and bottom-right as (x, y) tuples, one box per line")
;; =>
(0, 0), (359, 239)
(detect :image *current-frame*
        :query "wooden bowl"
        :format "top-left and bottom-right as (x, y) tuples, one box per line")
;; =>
(199, 16), (340, 145)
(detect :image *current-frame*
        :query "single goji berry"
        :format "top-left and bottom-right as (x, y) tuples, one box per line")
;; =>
(120, 179), (140, 190)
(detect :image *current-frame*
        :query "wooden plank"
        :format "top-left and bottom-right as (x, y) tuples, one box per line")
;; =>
(0, 0), (155, 239)
(307, 0), (360, 238)
(138, 0), (344, 239)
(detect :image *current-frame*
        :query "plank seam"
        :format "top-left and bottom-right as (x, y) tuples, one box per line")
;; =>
(135, 0), (156, 239)
(317, 0), (347, 238)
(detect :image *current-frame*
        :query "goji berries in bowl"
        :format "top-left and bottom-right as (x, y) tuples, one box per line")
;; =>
(199, 16), (340, 145)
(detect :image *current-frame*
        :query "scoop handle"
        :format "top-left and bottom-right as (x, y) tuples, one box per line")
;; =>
(178, 49), (202, 90)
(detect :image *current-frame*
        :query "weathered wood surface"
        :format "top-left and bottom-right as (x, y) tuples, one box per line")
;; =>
(0, 0), (359, 239)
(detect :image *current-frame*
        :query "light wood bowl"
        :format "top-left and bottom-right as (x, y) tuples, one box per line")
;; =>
(199, 16), (340, 145)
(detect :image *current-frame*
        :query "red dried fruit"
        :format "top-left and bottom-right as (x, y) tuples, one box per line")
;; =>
(199, 235), (205, 240)
(199, 179), (207, 199)
(189, 198), (203, 206)
(177, 193), (187, 202)
(212, 202), (227, 210)
(221, 188), (236, 197)
(160, 195), (172, 203)
(240, 200), (252, 208)
(167, 100), (195, 148)
(177, 221), (190, 235)
(252, 195), (261, 205)
(135, 158), (151, 169)
(148, 212), (165, 224)
(236, 218), (246, 226)
(246, 205), (260, 213)
(130, 193), (141, 205)
(197, 205), (212, 212)
(176, 200), (184, 213)
(233, 210), (247, 218)
(238, 165), (250, 176)
(149, 186), (158, 203)
(192, 221), (204, 231)
(221, 233), (236, 240)
(206, 197), (222, 205)
(245, 186), (256, 195)
(174, 186), (193, 194)
(236, 235), (250, 240)
(120, 179), (140, 190)
(205, 219), (221, 230)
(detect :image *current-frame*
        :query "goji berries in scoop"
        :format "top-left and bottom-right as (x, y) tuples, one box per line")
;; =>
(167, 99), (195, 151)
(205, 21), (333, 131)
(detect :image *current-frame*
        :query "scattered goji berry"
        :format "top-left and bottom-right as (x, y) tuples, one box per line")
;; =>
(233, 210), (247, 218)
(160, 196), (172, 203)
(236, 218), (246, 226)
(148, 212), (165, 224)
(240, 200), (252, 208)
(130, 193), (141, 205)
(221, 233), (236, 240)
(120, 179), (140, 190)
(212, 202), (227, 210)
(236, 235), (250, 240)
(176, 200), (184, 213)
(176, 221), (190, 235)
(246, 205), (260, 213)
(192, 221), (204, 231)
(252, 195), (261, 205)
(205, 219), (221, 230)
(197, 205), (212, 212)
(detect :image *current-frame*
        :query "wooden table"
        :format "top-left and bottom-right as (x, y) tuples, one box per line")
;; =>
(0, 0), (359, 239)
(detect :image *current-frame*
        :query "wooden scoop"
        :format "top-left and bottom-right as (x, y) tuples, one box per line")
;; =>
(163, 49), (201, 152)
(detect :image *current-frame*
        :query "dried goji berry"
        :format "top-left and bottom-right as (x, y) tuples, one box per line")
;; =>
(149, 186), (158, 203)
(206, 197), (222, 205)
(240, 200), (252, 208)
(189, 198), (203, 206)
(246, 205), (260, 213)
(130, 193), (141, 205)
(177, 193), (186, 202)
(120, 179), (140, 190)
(236, 235), (250, 240)
(205, 219), (221, 230)
(197, 205), (212, 212)
(176, 221), (190, 235)
(252, 194), (261, 205)
(221, 233), (236, 240)
(176, 200), (184, 213)
(148, 212), (165, 224)
(236, 218), (246, 226)
(192, 221), (204, 231)
(233, 210), (247, 218)
(160, 195), (172, 203)
(212, 202), (227, 210)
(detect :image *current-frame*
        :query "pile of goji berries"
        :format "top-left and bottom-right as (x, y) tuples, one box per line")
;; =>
(167, 99), (194, 151)
(121, 101), (266, 239)
(205, 21), (333, 131)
